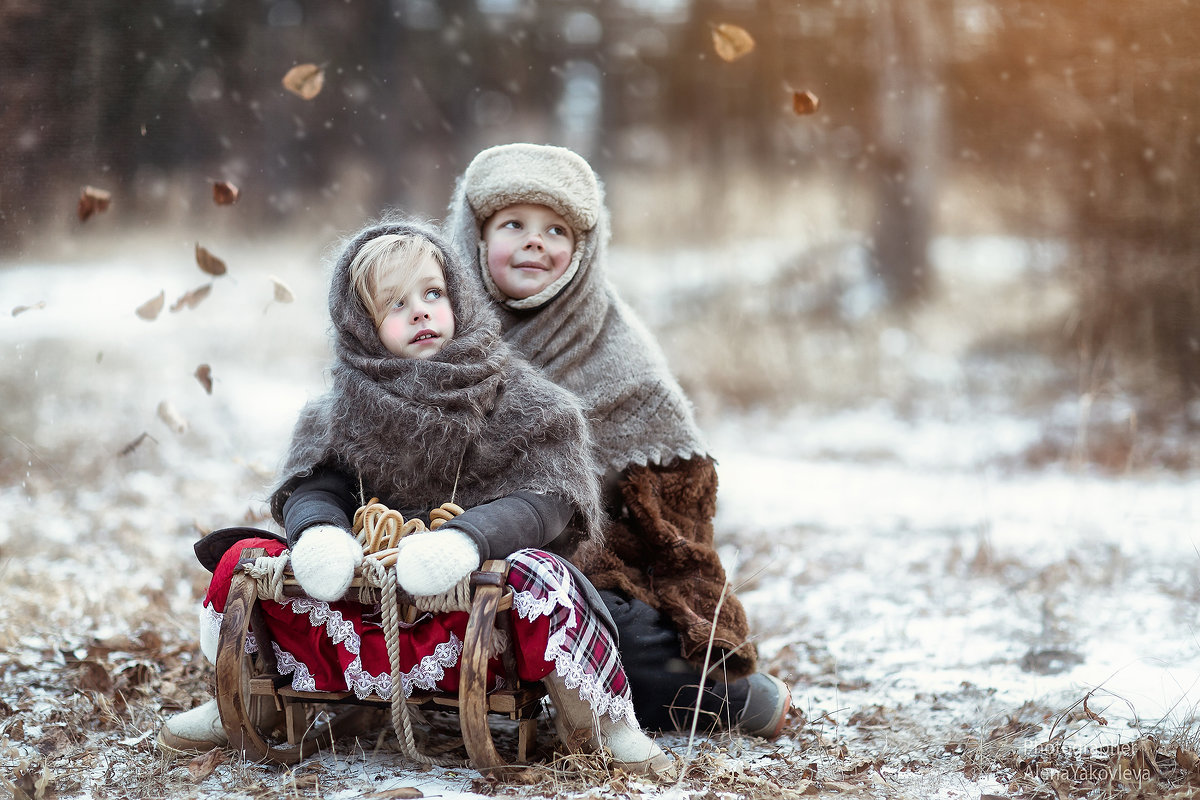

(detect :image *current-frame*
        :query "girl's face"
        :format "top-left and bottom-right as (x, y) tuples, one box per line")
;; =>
(482, 203), (575, 300)
(374, 253), (455, 359)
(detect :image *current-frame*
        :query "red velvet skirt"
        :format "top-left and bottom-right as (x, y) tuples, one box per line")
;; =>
(202, 539), (634, 724)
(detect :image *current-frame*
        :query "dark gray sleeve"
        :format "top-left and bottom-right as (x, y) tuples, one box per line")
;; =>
(281, 468), (358, 547)
(439, 490), (573, 561)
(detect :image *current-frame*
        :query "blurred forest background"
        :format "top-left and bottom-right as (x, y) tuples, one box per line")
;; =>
(2, 0), (1198, 453)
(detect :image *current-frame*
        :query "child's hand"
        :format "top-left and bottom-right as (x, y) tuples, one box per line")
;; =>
(395, 529), (480, 596)
(290, 525), (363, 601)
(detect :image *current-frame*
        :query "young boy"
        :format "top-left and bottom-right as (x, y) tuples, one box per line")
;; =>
(446, 144), (791, 738)
(159, 219), (673, 777)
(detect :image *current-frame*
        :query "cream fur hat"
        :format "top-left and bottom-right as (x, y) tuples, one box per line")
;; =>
(462, 143), (601, 234)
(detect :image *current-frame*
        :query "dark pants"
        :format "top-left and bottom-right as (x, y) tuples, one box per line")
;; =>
(600, 589), (750, 732)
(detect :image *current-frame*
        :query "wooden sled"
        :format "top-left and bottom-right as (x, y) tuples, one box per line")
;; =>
(214, 550), (545, 773)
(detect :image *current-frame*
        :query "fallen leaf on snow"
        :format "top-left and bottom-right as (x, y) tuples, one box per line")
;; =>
(195, 364), (213, 395)
(11, 302), (46, 317)
(195, 243), (227, 276)
(188, 748), (225, 781)
(77, 186), (112, 222)
(170, 283), (213, 313)
(72, 659), (113, 693)
(212, 180), (240, 205)
(135, 291), (165, 321)
(362, 789), (425, 799)
(282, 63), (324, 99)
(711, 22), (755, 62)
(157, 400), (188, 434)
(119, 729), (155, 747)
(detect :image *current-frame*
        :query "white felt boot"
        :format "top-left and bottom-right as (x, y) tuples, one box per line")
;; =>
(543, 672), (676, 779)
(156, 699), (227, 755)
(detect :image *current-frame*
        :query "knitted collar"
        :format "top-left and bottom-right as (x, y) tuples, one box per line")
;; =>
(269, 218), (602, 551)
(446, 156), (709, 476)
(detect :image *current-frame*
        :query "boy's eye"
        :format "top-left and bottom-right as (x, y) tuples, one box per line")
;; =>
(548, 225), (567, 236)
(501, 219), (522, 230)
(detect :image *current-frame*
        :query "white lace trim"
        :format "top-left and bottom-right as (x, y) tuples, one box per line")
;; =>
(203, 604), (257, 655)
(272, 642), (317, 692)
(509, 556), (637, 726)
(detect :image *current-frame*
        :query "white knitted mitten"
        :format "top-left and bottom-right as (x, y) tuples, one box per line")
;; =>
(290, 525), (363, 601)
(395, 529), (480, 596)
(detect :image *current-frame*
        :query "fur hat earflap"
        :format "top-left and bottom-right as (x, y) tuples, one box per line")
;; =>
(463, 143), (601, 234)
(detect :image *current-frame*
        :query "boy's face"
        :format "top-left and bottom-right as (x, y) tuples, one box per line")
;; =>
(482, 203), (575, 300)
(374, 253), (455, 359)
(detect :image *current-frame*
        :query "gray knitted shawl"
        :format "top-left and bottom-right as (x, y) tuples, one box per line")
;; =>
(269, 218), (603, 553)
(445, 170), (709, 476)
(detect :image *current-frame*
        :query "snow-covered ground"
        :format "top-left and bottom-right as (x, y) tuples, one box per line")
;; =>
(2, 233), (1198, 799)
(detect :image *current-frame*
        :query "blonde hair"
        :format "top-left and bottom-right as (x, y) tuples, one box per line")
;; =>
(348, 233), (447, 328)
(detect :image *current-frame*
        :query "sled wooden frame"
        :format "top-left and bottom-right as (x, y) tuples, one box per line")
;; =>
(214, 549), (545, 772)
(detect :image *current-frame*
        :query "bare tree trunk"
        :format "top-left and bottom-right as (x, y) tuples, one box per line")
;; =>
(870, 0), (947, 306)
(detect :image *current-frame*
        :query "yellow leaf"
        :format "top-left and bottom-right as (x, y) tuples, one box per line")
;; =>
(283, 63), (325, 99)
(712, 22), (755, 62)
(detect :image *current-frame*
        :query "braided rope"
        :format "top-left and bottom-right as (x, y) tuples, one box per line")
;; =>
(238, 499), (479, 765)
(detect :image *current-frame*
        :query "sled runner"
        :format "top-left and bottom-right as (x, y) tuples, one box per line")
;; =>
(212, 501), (546, 773)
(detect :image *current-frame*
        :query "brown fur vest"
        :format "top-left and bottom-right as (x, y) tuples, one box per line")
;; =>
(572, 456), (758, 680)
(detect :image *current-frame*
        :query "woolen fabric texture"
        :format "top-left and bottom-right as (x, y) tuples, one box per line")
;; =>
(446, 143), (710, 476)
(445, 145), (756, 680)
(268, 217), (603, 556)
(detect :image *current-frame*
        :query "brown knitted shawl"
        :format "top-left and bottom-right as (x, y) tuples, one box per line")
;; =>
(269, 218), (603, 554)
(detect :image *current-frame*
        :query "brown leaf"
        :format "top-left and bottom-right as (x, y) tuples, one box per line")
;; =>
(77, 185), (112, 222)
(195, 243), (227, 276)
(270, 275), (295, 303)
(136, 291), (165, 321)
(170, 283), (213, 313)
(1083, 692), (1108, 726)
(157, 400), (188, 434)
(73, 660), (113, 693)
(362, 789), (425, 799)
(1177, 745), (1200, 773)
(282, 63), (325, 99)
(711, 22), (755, 62)
(212, 180), (240, 205)
(187, 748), (225, 781)
(11, 301), (46, 317)
(118, 431), (157, 456)
(195, 364), (213, 395)
(791, 89), (820, 115)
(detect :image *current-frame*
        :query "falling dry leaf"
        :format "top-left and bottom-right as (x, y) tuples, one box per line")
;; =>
(195, 364), (213, 395)
(136, 291), (165, 321)
(791, 89), (820, 115)
(195, 243), (227, 276)
(157, 400), (188, 435)
(282, 63), (325, 99)
(11, 301), (46, 317)
(270, 275), (295, 303)
(118, 432), (157, 457)
(77, 186), (112, 222)
(212, 180), (240, 205)
(711, 22), (755, 62)
(187, 748), (225, 781)
(170, 283), (213, 312)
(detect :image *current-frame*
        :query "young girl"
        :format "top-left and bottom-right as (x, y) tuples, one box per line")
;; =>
(445, 144), (791, 738)
(158, 218), (673, 777)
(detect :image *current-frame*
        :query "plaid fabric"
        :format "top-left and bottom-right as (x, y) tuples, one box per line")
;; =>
(203, 542), (634, 725)
(507, 548), (635, 725)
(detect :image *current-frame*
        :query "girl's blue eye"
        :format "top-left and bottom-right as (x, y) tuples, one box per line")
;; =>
(425, 288), (443, 301)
